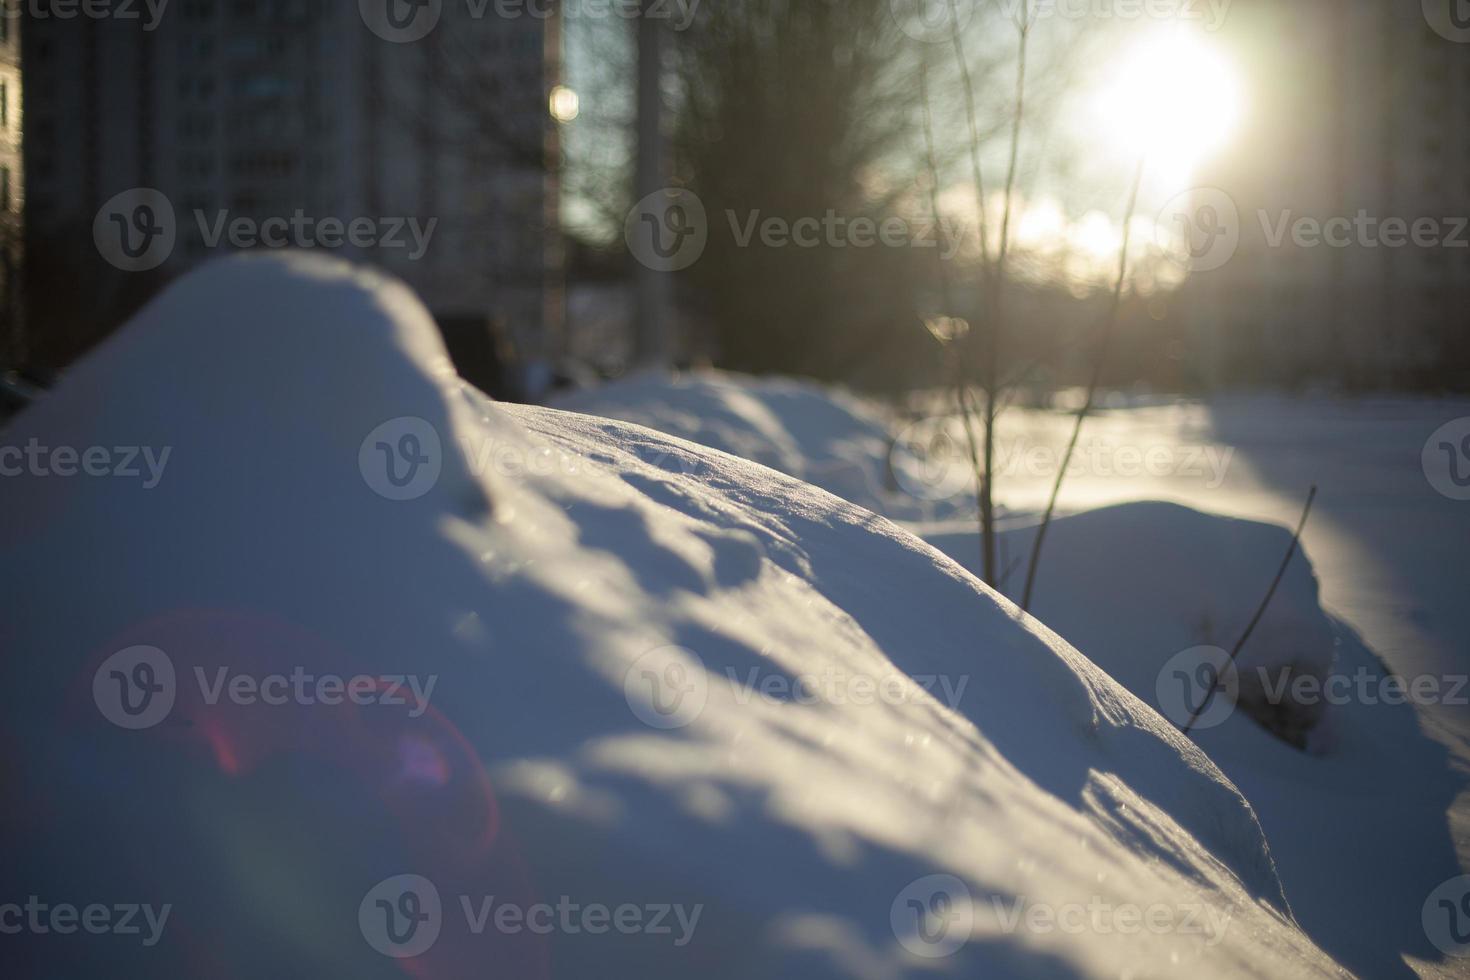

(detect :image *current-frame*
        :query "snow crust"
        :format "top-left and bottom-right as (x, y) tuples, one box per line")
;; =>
(0, 254), (1346, 978)
(958, 504), (1464, 979)
(554, 370), (905, 516)
(565, 358), (1469, 978)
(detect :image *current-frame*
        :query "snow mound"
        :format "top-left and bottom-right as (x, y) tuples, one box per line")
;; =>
(928, 502), (1465, 978)
(554, 371), (907, 516)
(932, 502), (1339, 748)
(0, 254), (1343, 978)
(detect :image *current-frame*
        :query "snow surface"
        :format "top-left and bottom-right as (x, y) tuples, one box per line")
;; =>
(928, 502), (1340, 744)
(564, 362), (1470, 978)
(553, 371), (905, 517)
(953, 506), (1467, 980)
(0, 254), (1347, 978)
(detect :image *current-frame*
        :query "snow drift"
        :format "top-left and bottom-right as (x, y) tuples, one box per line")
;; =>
(938, 504), (1466, 979)
(930, 502), (1340, 749)
(0, 254), (1345, 978)
(554, 371), (922, 519)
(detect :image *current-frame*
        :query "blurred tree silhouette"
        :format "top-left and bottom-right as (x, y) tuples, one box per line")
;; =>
(671, 0), (938, 383)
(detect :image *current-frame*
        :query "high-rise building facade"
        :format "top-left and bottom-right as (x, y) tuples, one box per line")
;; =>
(0, 11), (22, 366)
(1181, 0), (1470, 389)
(22, 1), (562, 389)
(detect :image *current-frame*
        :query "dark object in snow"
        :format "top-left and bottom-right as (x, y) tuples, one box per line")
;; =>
(1183, 485), (1319, 737)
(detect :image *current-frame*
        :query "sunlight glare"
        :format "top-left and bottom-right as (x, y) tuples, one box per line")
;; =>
(1072, 211), (1120, 258)
(1017, 198), (1066, 249)
(1095, 28), (1243, 186)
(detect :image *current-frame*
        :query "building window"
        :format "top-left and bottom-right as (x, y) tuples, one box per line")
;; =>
(1, 81), (7, 129)
(1, 168), (11, 212)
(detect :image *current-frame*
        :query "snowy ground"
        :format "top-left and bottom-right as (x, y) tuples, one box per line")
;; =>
(559, 373), (1470, 978)
(980, 396), (1470, 980)
(0, 255), (1356, 978)
(554, 372), (918, 519)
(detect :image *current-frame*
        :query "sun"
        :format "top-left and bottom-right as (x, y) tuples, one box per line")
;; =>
(1094, 27), (1244, 187)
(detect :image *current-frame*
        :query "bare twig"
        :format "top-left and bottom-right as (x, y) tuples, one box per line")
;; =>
(1181, 486), (1319, 736)
(996, 533), (1023, 593)
(919, 54), (986, 547)
(947, 0), (1030, 586)
(1020, 155), (1147, 612)
(992, 7), (1030, 288)
(979, 3), (1031, 588)
(945, 0), (1001, 583)
(949, 0), (993, 275)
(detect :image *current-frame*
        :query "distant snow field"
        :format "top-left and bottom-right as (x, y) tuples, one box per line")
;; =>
(2, 254), (1464, 977)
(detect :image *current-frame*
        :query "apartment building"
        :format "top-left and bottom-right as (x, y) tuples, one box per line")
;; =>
(1183, 0), (1470, 389)
(22, 0), (562, 389)
(0, 12), (21, 366)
